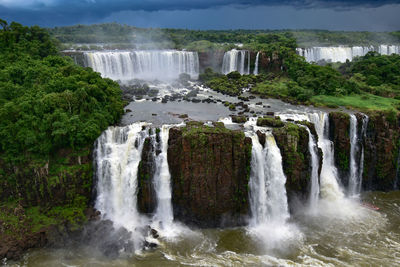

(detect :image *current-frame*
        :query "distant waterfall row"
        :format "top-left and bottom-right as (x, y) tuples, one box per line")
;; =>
(297, 45), (400, 63)
(84, 50), (199, 81)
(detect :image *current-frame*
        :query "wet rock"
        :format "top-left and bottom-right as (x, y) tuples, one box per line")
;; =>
(255, 102), (262, 105)
(256, 130), (266, 147)
(329, 112), (351, 186)
(178, 114), (188, 119)
(257, 117), (284, 128)
(191, 98), (201, 103)
(168, 123), (252, 228)
(138, 137), (157, 214)
(125, 109), (132, 113)
(265, 112), (274, 116)
(161, 98), (168, 104)
(230, 115), (247, 123)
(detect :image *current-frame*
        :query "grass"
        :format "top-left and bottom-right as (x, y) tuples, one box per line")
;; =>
(311, 93), (400, 112)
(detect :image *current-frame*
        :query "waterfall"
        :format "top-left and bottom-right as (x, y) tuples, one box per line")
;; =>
(306, 127), (320, 208)
(84, 50), (199, 81)
(221, 49), (250, 75)
(253, 52), (260, 75)
(348, 114), (359, 196)
(94, 123), (149, 248)
(308, 113), (344, 201)
(152, 125), (175, 233)
(348, 114), (369, 196)
(296, 45), (400, 63)
(248, 133), (289, 226)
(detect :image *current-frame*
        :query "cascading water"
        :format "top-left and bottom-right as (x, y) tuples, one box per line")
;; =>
(221, 49), (250, 75)
(296, 45), (400, 63)
(308, 112), (344, 200)
(348, 114), (369, 196)
(94, 123), (149, 249)
(348, 114), (359, 196)
(248, 132), (289, 225)
(84, 50), (199, 81)
(152, 125), (175, 235)
(253, 52), (260, 75)
(305, 127), (320, 208)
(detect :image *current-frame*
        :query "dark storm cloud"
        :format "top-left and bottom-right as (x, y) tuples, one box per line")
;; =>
(0, 0), (400, 26)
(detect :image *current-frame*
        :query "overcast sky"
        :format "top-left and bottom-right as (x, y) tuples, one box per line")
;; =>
(0, 0), (399, 31)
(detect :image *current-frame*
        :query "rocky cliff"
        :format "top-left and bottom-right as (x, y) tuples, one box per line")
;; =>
(329, 112), (351, 187)
(363, 111), (400, 191)
(167, 121), (252, 227)
(0, 148), (94, 260)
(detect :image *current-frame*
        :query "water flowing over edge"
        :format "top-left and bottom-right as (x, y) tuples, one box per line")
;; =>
(84, 50), (199, 81)
(296, 45), (400, 63)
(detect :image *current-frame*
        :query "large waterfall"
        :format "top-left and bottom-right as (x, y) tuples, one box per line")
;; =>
(94, 123), (150, 249)
(248, 133), (289, 226)
(94, 122), (180, 250)
(221, 49), (250, 75)
(84, 50), (199, 81)
(152, 125), (175, 235)
(297, 45), (400, 63)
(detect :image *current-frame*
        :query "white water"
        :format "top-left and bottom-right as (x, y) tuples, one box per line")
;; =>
(152, 125), (176, 236)
(297, 45), (400, 63)
(222, 49), (250, 75)
(248, 131), (301, 251)
(253, 52), (260, 75)
(249, 133), (289, 225)
(348, 114), (369, 196)
(84, 50), (199, 81)
(348, 114), (359, 196)
(306, 127), (320, 209)
(278, 112), (344, 201)
(94, 123), (149, 249)
(308, 113), (344, 201)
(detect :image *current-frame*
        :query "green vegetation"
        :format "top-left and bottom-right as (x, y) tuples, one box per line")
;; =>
(0, 19), (124, 238)
(0, 20), (124, 162)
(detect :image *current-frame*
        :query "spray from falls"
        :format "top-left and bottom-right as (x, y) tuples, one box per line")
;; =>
(253, 52), (260, 75)
(222, 49), (250, 75)
(84, 50), (199, 81)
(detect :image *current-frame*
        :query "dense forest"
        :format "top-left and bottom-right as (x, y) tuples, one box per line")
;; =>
(48, 23), (400, 50)
(0, 19), (124, 241)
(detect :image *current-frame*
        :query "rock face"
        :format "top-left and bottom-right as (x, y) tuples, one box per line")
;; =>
(167, 122), (252, 228)
(363, 111), (400, 191)
(198, 50), (225, 73)
(272, 123), (320, 205)
(0, 148), (92, 208)
(137, 136), (157, 214)
(0, 148), (93, 261)
(329, 112), (351, 186)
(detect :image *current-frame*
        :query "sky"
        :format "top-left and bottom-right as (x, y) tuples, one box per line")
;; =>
(0, 0), (400, 31)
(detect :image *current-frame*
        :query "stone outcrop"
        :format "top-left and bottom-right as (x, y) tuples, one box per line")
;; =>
(0, 148), (94, 261)
(362, 111), (400, 191)
(198, 50), (225, 73)
(329, 112), (351, 186)
(137, 135), (157, 214)
(272, 122), (321, 205)
(167, 121), (252, 228)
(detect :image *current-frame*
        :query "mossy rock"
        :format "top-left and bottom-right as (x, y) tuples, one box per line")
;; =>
(257, 117), (284, 128)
